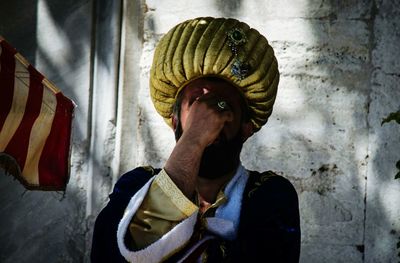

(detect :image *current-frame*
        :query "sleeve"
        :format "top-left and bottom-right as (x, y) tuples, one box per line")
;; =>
(90, 167), (155, 263)
(116, 169), (200, 262)
(129, 169), (199, 249)
(236, 173), (301, 262)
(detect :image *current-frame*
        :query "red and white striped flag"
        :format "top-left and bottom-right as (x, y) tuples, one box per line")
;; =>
(0, 37), (75, 191)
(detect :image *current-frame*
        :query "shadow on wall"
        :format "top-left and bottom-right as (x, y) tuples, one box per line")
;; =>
(255, 0), (395, 262)
(0, 0), (38, 63)
(301, 2), (398, 262)
(211, 0), (395, 262)
(2, 0), (127, 261)
(0, 0), (95, 261)
(215, 0), (242, 16)
(0, 171), (86, 262)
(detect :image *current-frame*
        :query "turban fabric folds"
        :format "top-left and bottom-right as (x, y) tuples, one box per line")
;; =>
(150, 17), (279, 132)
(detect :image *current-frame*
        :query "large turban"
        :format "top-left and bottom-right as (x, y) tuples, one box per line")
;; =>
(150, 17), (279, 132)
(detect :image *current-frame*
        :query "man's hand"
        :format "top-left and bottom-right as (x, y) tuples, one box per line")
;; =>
(164, 93), (233, 199)
(181, 93), (234, 149)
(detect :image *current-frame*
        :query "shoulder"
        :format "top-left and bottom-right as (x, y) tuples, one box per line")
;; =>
(246, 171), (297, 198)
(111, 166), (161, 200)
(236, 171), (301, 261)
(243, 170), (299, 211)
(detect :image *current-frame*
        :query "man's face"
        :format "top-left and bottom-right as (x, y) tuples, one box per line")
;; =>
(178, 78), (245, 141)
(174, 77), (249, 179)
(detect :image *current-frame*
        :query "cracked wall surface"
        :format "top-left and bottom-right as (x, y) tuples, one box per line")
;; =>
(0, 0), (399, 262)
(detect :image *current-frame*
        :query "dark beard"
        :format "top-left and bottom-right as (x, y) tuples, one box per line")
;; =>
(175, 123), (243, 179)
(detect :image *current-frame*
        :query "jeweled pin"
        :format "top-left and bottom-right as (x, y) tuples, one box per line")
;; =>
(227, 28), (247, 46)
(227, 27), (250, 80)
(231, 59), (250, 80)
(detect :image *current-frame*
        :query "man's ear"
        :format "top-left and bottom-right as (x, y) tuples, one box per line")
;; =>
(241, 122), (254, 142)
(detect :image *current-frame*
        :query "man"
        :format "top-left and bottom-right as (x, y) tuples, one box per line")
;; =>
(91, 17), (300, 262)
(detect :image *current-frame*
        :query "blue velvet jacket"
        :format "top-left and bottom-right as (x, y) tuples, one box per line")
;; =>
(91, 167), (301, 262)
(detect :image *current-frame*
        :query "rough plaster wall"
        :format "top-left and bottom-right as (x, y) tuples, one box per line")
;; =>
(0, 0), (91, 262)
(128, 0), (400, 262)
(366, 0), (400, 262)
(0, 0), (399, 262)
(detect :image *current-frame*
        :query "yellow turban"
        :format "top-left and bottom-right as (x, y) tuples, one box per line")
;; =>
(150, 17), (279, 132)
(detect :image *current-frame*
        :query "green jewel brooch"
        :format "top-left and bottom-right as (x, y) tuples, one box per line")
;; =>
(227, 28), (247, 51)
(227, 28), (250, 80)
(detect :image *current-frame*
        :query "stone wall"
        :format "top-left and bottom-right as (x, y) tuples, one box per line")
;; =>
(0, 0), (399, 262)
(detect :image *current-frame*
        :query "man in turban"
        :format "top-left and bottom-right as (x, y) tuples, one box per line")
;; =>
(91, 17), (300, 262)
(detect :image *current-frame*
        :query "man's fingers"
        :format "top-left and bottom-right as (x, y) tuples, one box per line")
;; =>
(196, 94), (233, 114)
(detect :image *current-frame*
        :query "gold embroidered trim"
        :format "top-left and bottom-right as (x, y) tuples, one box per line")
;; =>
(155, 170), (198, 217)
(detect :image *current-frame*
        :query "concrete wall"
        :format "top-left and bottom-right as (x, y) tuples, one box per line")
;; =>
(1, 0), (399, 262)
